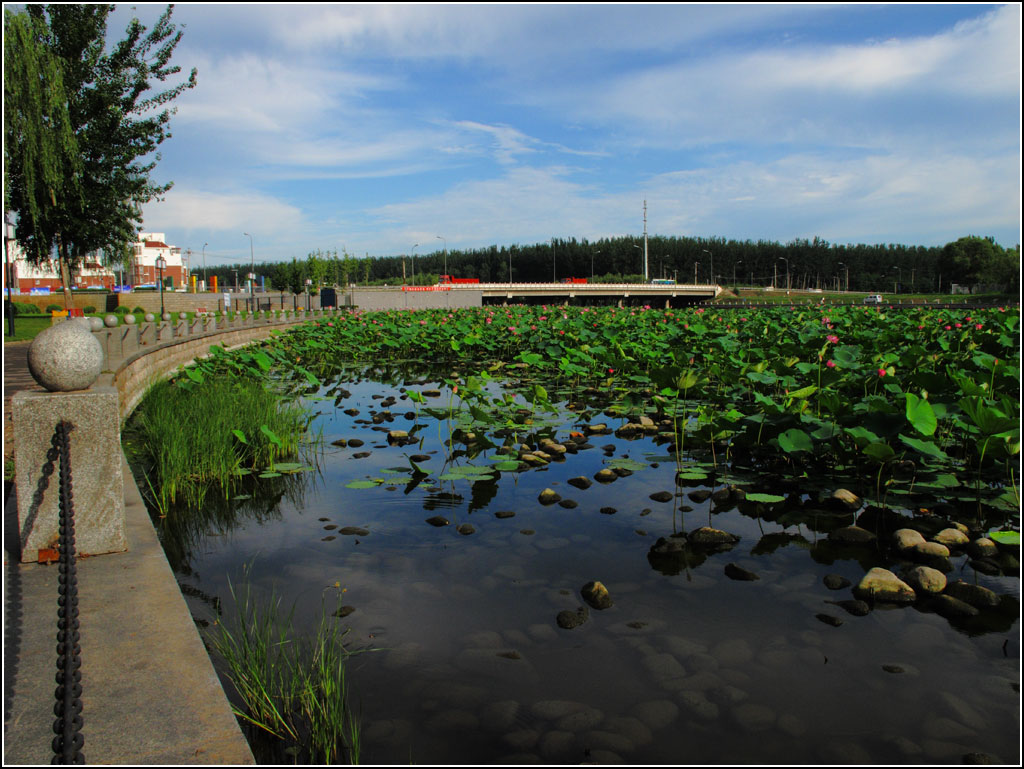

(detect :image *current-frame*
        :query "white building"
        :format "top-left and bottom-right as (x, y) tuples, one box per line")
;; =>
(131, 232), (188, 288)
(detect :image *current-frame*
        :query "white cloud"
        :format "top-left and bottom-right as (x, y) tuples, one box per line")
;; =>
(535, 5), (1020, 150)
(175, 52), (391, 134)
(142, 187), (304, 237)
(750, 4), (1020, 94)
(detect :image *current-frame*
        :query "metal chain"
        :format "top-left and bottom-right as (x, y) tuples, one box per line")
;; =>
(52, 421), (85, 764)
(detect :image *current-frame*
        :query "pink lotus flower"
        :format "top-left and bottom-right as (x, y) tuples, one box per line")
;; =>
(975, 323), (983, 330)
(826, 360), (836, 368)
(878, 368), (887, 377)
(945, 325), (952, 330)
(826, 335), (839, 344)
(955, 323), (962, 328)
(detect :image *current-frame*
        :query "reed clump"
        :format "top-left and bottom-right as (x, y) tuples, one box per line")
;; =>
(208, 578), (363, 764)
(124, 376), (309, 516)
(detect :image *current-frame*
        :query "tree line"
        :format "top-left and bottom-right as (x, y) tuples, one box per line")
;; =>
(209, 235), (1019, 295)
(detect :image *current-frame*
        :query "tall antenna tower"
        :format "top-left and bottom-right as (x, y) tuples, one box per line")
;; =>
(643, 200), (649, 282)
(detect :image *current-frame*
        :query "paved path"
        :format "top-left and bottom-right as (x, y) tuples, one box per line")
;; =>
(3, 339), (254, 764)
(3, 341), (43, 466)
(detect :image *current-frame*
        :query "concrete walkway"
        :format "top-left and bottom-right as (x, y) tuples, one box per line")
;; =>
(3, 339), (254, 764)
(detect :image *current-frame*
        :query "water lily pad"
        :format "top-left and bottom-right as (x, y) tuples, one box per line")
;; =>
(345, 479), (382, 489)
(273, 462), (312, 473)
(745, 492), (785, 504)
(987, 530), (1020, 546)
(607, 458), (648, 472)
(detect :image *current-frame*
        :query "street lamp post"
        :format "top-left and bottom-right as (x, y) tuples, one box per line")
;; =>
(156, 256), (167, 318)
(202, 242), (208, 291)
(702, 249), (713, 285)
(632, 245), (642, 281)
(411, 243), (418, 285)
(4, 215), (15, 337)
(243, 232), (255, 311)
(305, 278), (312, 311)
(693, 261), (699, 283)
(779, 257), (790, 291)
(733, 260), (743, 287)
(837, 262), (846, 293)
(893, 266), (902, 295)
(551, 238), (556, 282)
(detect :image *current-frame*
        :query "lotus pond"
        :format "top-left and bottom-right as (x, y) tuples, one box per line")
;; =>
(129, 303), (1021, 765)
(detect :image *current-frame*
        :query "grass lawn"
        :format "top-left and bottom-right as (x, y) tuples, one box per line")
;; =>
(3, 315), (53, 342)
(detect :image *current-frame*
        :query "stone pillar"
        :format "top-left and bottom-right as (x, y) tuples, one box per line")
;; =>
(12, 321), (127, 562)
(120, 325), (140, 359)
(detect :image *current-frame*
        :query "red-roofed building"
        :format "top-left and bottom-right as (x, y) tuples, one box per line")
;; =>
(2, 232), (115, 294)
(131, 232), (188, 288)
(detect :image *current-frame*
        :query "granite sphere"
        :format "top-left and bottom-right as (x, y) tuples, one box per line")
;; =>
(162, 312), (172, 321)
(88, 316), (104, 331)
(104, 314), (119, 327)
(145, 313), (155, 322)
(124, 314), (136, 325)
(28, 319), (104, 392)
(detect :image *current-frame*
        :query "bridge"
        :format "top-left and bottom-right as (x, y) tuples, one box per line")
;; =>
(357, 281), (720, 309)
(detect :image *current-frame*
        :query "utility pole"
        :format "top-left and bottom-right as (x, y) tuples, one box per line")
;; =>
(642, 200), (649, 282)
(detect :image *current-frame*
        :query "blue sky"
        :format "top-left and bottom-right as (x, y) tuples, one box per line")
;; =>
(106, 3), (1020, 267)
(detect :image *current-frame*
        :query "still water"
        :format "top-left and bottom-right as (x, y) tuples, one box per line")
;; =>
(165, 370), (1020, 765)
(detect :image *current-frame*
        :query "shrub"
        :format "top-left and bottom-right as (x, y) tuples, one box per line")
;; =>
(114, 306), (131, 315)
(132, 306), (146, 314)
(12, 301), (37, 316)
(84, 305), (97, 314)
(45, 303), (63, 313)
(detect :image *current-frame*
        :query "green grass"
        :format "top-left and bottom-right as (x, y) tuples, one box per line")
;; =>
(123, 376), (310, 517)
(3, 314), (52, 341)
(208, 575), (364, 764)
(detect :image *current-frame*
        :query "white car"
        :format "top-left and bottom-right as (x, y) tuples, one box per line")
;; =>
(863, 294), (884, 304)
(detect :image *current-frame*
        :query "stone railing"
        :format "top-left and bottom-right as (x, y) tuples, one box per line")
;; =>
(10, 307), (334, 562)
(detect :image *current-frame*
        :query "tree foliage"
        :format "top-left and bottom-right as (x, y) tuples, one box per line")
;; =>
(3, 9), (82, 260)
(208, 234), (1019, 295)
(4, 4), (196, 304)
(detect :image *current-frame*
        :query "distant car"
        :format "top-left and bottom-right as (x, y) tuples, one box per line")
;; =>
(863, 294), (884, 304)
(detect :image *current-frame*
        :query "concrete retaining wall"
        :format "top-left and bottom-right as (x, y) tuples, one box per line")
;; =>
(98, 312), (323, 423)
(349, 288), (482, 310)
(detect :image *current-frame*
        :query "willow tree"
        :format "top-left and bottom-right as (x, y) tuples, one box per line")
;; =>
(3, 8), (82, 307)
(5, 4), (197, 307)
